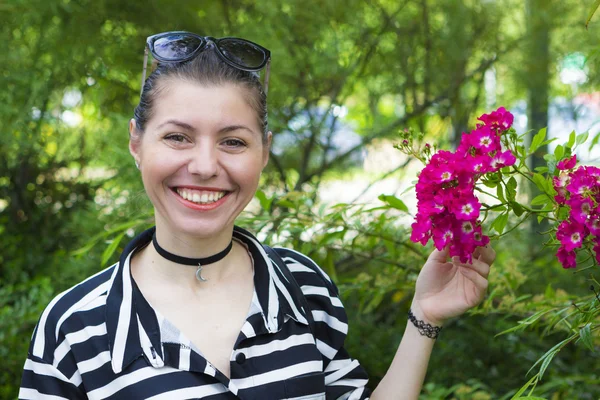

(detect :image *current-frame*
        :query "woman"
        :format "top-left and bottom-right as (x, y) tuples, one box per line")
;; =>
(20, 32), (494, 399)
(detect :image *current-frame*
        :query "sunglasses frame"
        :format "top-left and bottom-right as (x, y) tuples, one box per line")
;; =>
(140, 31), (271, 96)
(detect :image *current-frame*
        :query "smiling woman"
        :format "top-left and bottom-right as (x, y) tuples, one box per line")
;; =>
(20, 32), (495, 400)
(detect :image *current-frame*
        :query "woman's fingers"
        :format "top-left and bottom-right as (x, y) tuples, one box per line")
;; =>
(427, 247), (450, 263)
(472, 245), (496, 266)
(452, 256), (490, 279)
(459, 265), (489, 294)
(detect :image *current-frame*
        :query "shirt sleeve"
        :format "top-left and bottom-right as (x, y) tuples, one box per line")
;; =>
(20, 355), (85, 400)
(278, 248), (371, 400)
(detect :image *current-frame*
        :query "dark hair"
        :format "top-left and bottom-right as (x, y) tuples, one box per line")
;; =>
(133, 49), (268, 142)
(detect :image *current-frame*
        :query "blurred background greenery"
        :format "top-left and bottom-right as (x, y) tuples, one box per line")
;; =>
(2, 0), (600, 398)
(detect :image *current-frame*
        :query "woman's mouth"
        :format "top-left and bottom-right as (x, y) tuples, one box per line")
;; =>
(174, 188), (229, 205)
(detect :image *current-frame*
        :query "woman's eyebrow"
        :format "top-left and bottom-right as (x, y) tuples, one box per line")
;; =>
(156, 119), (195, 131)
(218, 125), (256, 135)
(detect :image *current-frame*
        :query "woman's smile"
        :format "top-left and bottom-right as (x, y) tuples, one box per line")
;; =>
(171, 186), (233, 211)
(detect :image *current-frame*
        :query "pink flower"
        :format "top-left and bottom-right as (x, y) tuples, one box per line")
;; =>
(410, 215), (432, 245)
(451, 196), (481, 220)
(566, 197), (594, 224)
(449, 243), (472, 264)
(464, 155), (493, 174)
(490, 150), (517, 170)
(556, 220), (586, 251)
(432, 215), (454, 250)
(473, 226), (490, 247)
(586, 216), (600, 236)
(478, 107), (514, 131)
(587, 166), (600, 184)
(458, 220), (476, 238)
(594, 239), (600, 264)
(468, 125), (500, 153)
(557, 247), (577, 269)
(557, 155), (577, 171)
(553, 173), (569, 189)
(566, 171), (595, 196)
(430, 165), (455, 183)
(418, 199), (445, 215)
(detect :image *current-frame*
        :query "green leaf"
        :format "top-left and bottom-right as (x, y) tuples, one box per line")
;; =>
(255, 190), (273, 210)
(71, 219), (147, 256)
(511, 201), (524, 217)
(527, 333), (577, 378)
(482, 179), (498, 188)
(579, 323), (595, 352)
(510, 374), (539, 398)
(554, 144), (564, 161)
(532, 173), (549, 193)
(576, 131), (589, 145)
(496, 185), (506, 203)
(514, 294), (533, 302)
(589, 132), (600, 151)
(492, 213), (508, 234)
(586, 0), (600, 28)
(277, 199), (295, 208)
(567, 131), (576, 148)
(531, 194), (549, 206)
(544, 284), (555, 299)
(101, 232), (126, 266)
(378, 194), (408, 212)
(514, 397), (547, 400)
(547, 160), (556, 176)
(506, 177), (517, 201)
(529, 127), (546, 154)
(538, 349), (558, 380)
(520, 310), (550, 325)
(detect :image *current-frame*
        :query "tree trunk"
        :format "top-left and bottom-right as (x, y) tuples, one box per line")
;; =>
(526, 0), (551, 237)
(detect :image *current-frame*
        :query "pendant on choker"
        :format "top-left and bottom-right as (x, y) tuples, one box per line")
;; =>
(195, 265), (208, 282)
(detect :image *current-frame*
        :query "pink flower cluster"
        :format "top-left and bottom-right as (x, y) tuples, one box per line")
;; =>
(553, 155), (600, 268)
(411, 107), (516, 263)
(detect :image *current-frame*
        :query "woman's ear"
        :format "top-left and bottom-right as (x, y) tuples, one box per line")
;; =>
(262, 131), (273, 169)
(129, 119), (142, 166)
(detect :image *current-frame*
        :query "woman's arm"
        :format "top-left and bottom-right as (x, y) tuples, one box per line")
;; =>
(369, 304), (436, 400)
(371, 245), (495, 399)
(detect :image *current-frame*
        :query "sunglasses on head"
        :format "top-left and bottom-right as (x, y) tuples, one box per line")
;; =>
(140, 31), (271, 96)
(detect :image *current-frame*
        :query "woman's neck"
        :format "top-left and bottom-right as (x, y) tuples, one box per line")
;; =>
(132, 218), (244, 290)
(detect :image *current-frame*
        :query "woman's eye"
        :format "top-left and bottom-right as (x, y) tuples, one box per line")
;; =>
(223, 139), (246, 148)
(165, 134), (187, 143)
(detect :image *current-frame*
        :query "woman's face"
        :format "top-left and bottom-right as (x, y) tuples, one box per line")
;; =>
(129, 80), (271, 239)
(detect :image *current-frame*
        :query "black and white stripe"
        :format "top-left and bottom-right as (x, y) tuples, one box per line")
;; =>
(20, 226), (370, 399)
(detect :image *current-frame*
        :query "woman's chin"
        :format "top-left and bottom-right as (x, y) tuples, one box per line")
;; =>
(167, 220), (234, 239)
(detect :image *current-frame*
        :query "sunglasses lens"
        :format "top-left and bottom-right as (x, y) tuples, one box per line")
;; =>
(153, 34), (203, 60)
(218, 39), (266, 69)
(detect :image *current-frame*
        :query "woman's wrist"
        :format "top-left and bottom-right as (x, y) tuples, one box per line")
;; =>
(409, 300), (445, 328)
(407, 308), (442, 339)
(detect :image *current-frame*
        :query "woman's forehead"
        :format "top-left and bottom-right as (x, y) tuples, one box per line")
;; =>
(149, 80), (260, 132)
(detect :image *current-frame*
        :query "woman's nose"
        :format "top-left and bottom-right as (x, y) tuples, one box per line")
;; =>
(187, 144), (220, 178)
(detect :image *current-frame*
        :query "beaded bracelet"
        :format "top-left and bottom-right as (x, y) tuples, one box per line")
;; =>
(408, 309), (442, 339)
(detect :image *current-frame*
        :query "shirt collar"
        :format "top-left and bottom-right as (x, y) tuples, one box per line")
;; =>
(105, 225), (309, 373)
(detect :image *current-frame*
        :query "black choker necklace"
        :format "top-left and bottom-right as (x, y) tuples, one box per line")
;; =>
(151, 233), (234, 282)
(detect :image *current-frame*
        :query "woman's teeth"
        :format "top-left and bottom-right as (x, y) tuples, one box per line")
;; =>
(176, 189), (227, 204)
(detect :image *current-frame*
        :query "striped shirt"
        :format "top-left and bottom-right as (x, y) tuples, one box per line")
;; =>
(20, 226), (371, 399)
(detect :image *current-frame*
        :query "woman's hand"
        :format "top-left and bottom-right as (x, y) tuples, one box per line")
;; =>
(410, 245), (495, 326)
